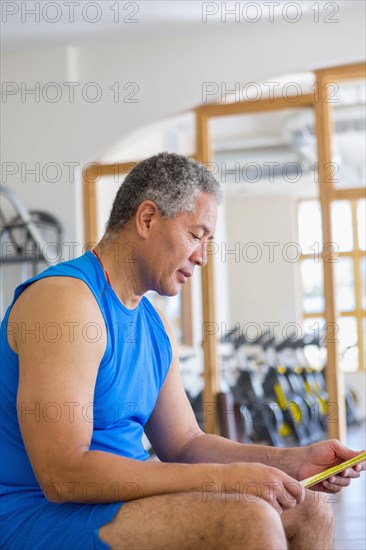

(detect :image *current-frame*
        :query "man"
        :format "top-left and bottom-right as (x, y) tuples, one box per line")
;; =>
(0, 152), (364, 550)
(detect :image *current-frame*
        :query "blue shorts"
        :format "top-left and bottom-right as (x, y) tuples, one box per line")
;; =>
(1, 497), (123, 550)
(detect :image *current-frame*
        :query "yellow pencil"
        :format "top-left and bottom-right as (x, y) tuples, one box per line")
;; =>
(301, 452), (366, 488)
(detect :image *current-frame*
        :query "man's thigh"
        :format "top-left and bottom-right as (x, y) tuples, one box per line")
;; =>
(98, 491), (286, 550)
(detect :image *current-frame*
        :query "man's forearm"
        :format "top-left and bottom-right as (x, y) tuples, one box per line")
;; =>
(178, 433), (300, 478)
(47, 449), (217, 504)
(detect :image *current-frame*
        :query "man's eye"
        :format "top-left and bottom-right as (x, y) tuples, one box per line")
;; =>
(191, 233), (202, 241)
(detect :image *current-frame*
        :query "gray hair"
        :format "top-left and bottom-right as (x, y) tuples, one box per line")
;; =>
(105, 152), (222, 235)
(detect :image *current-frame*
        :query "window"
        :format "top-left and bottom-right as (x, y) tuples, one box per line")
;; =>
(298, 198), (365, 371)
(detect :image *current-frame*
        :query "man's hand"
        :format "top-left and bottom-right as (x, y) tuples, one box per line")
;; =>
(215, 462), (305, 515)
(293, 439), (366, 493)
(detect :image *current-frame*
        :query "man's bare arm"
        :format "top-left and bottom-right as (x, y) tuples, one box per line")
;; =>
(10, 278), (218, 502)
(145, 309), (288, 469)
(10, 278), (303, 509)
(144, 310), (364, 489)
(178, 432), (292, 472)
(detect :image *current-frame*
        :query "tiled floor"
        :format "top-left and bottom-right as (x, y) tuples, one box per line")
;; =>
(333, 422), (366, 550)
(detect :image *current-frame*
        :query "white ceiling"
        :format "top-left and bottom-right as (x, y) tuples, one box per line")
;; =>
(1, 0), (362, 53)
(2, 1), (364, 200)
(100, 76), (365, 198)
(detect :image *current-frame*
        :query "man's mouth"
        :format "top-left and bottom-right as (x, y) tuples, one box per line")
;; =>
(177, 270), (192, 283)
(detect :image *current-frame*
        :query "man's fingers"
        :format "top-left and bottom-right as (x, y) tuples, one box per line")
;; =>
(270, 499), (283, 515)
(319, 468), (360, 492)
(284, 481), (306, 504)
(279, 489), (298, 510)
(334, 476), (352, 487)
(340, 467), (361, 479)
(322, 479), (346, 492)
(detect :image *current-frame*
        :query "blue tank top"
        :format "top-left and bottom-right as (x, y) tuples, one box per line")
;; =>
(0, 251), (172, 514)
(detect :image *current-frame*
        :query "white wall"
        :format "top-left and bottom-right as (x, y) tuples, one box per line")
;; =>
(225, 195), (301, 339)
(2, 2), (365, 248)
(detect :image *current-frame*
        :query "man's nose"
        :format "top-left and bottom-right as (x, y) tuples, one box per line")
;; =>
(192, 242), (208, 267)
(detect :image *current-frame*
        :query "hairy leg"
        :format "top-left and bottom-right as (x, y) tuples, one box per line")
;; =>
(99, 491), (287, 550)
(282, 489), (335, 550)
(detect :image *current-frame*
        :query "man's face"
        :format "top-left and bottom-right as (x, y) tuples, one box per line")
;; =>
(144, 191), (218, 296)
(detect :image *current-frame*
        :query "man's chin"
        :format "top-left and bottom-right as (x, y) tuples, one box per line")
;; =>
(162, 289), (180, 297)
(155, 284), (180, 298)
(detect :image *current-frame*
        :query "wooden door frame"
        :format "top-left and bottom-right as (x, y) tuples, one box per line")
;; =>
(83, 62), (365, 440)
(314, 62), (366, 440)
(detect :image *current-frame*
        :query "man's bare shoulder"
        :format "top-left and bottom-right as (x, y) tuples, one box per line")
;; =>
(8, 276), (105, 352)
(12, 276), (96, 311)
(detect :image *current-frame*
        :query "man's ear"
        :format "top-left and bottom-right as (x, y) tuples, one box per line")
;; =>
(135, 200), (159, 238)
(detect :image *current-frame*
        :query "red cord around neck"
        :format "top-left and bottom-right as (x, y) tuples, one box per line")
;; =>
(92, 248), (111, 286)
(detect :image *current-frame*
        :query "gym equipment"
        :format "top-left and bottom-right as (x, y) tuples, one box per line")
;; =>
(264, 332), (327, 442)
(186, 324), (361, 443)
(301, 367), (328, 430)
(284, 366), (327, 438)
(232, 370), (287, 447)
(262, 365), (315, 446)
(220, 328), (287, 445)
(0, 187), (62, 267)
(345, 385), (361, 427)
(0, 186), (63, 317)
(217, 391), (253, 444)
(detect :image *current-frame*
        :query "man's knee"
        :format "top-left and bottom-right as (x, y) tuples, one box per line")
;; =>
(303, 489), (335, 528)
(283, 489), (334, 540)
(204, 493), (286, 545)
